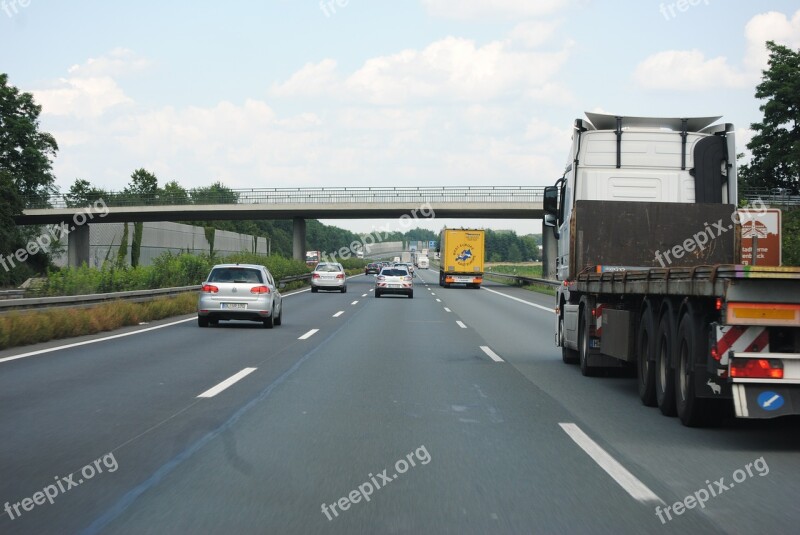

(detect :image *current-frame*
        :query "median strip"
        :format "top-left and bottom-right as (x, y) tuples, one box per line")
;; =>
(197, 368), (257, 398)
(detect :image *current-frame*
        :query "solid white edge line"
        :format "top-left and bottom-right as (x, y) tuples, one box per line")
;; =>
(558, 423), (663, 504)
(480, 346), (504, 362)
(481, 286), (553, 313)
(298, 329), (319, 340)
(0, 317), (196, 364)
(197, 367), (257, 398)
(444, 307), (451, 312)
(456, 321), (467, 329)
(333, 311), (345, 318)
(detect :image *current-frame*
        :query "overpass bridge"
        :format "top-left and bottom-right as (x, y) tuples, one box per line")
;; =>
(16, 186), (549, 269)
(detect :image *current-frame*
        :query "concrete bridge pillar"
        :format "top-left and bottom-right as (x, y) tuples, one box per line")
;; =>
(68, 223), (91, 268)
(292, 217), (306, 262)
(541, 224), (557, 279)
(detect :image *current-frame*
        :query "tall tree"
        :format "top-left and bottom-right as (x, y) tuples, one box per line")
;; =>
(740, 41), (800, 194)
(0, 73), (58, 284)
(65, 178), (106, 207)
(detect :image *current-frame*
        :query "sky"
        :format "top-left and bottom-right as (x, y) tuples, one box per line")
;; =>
(2, 0), (799, 237)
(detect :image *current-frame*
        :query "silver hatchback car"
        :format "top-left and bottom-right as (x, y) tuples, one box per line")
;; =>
(197, 264), (283, 328)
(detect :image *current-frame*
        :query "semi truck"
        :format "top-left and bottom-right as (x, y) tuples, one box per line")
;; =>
(544, 112), (800, 427)
(438, 228), (485, 288)
(305, 251), (321, 267)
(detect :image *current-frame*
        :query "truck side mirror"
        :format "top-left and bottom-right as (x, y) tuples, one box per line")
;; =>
(543, 186), (558, 216)
(543, 213), (560, 239)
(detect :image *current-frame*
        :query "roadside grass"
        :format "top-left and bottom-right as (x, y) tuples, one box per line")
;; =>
(483, 263), (556, 296)
(0, 293), (197, 351)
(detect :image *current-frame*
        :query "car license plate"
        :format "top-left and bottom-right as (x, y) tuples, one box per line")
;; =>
(389, 284), (402, 288)
(221, 303), (247, 310)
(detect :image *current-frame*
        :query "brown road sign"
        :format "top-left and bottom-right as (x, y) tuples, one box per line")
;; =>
(739, 209), (781, 266)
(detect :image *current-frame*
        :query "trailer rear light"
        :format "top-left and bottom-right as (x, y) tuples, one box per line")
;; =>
(715, 298), (722, 311)
(726, 303), (800, 326)
(711, 345), (720, 361)
(730, 358), (784, 379)
(202, 284), (219, 293)
(250, 286), (270, 294)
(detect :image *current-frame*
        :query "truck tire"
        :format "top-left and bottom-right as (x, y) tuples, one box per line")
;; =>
(675, 311), (717, 427)
(655, 312), (677, 416)
(579, 308), (598, 377)
(560, 316), (579, 364)
(636, 305), (657, 407)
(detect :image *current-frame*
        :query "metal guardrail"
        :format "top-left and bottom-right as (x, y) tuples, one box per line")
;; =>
(741, 188), (800, 207)
(0, 274), (314, 313)
(483, 271), (560, 287)
(23, 186), (545, 210)
(0, 290), (26, 300)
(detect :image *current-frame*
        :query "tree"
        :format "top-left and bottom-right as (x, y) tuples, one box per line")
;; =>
(65, 178), (106, 207)
(160, 180), (189, 205)
(740, 41), (800, 195)
(190, 181), (238, 205)
(0, 73), (58, 285)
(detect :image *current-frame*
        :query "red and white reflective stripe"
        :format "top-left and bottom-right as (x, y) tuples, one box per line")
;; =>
(716, 325), (770, 364)
(594, 305), (605, 336)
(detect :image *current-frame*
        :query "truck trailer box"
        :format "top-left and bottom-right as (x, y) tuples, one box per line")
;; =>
(568, 200), (739, 279)
(439, 228), (485, 287)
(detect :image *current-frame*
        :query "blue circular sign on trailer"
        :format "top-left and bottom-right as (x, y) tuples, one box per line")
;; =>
(757, 391), (784, 411)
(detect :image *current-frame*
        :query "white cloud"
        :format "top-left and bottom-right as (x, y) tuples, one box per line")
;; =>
(67, 48), (152, 78)
(33, 76), (133, 118)
(633, 9), (800, 91)
(272, 34), (571, 105)
(744, 10), (800, 72)
(32, 49), (151, 118)
(632, 49), (749, 90)
(421, 0), (572, 20)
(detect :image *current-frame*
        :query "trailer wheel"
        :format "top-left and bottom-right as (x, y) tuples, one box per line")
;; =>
(675, 312), (717, 427)
(655, 312), (677, 416)
(636, 305), (657, 407)
(560, 316), (579, 364)
(579, 308), (598, 377)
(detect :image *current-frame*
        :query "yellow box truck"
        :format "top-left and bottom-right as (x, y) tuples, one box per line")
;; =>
(438, 228), (485, 288)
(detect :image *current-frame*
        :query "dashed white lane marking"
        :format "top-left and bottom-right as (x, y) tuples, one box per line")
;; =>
(197, 368), (257, 398)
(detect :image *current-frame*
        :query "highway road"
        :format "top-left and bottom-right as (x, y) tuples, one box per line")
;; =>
(1, 270), (798, 534)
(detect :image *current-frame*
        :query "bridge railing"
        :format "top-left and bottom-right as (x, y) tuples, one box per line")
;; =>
(24, 186), (545, 209)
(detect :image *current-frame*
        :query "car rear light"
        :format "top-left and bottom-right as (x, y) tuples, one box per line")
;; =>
(312, 273), (320, 279)
(202, 284), (219, 293)
(250, 286), (270, 294)
(377, 276), (386, 281)
(336, 274), (345, 279)
(403, 276), (412, 281)
(730, 358), (784, 379)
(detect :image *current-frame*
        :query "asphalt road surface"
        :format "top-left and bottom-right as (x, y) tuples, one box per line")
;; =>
(1, 270), (798, 534)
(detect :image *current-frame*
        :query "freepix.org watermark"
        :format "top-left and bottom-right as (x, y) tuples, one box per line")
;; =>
(655, 456), (769, 524)
(653, 200), (767, 268)
(4, 452), (118, 521)
(0, 199), (109, 273)
(1, 0), (32, 18)
(659, 0), (710, 21)
(321, 202), (435, 263)
(321, 445), (431, 521)
(319, 0), (348, 18)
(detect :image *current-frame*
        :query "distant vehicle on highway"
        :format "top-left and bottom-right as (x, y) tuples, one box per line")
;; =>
(365, 262), (381, 275)
(417, 256), (429, 269)
(396, 262), (415, 275)
(375, 266), (413, 298)
(311, 262), (347, 293)
(197, 264), (283, 328)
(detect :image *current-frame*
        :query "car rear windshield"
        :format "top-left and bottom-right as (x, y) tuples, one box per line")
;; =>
(315, 264), (342, 272)
(208, 267), (264, 283)
(381, 269), (409, 276)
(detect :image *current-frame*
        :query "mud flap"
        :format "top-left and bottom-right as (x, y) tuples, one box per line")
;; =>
(732, 384), (800, 419)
